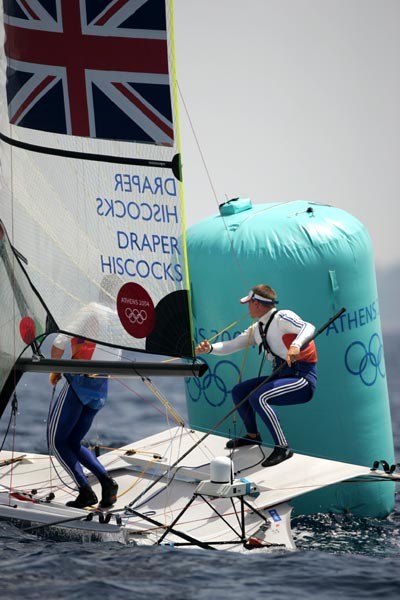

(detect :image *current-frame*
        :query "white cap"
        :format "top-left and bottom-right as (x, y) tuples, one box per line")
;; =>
(240, 290), (278, 305)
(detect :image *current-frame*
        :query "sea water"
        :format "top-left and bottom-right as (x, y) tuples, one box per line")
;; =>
(1, 334), (399, 599)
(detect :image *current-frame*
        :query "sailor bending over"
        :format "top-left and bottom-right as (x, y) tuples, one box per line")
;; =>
(195, 284), (317, 467)
(48, 298), (119, 509)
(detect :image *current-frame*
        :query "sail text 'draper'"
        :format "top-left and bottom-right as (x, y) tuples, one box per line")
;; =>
(96, 172), (183, 282)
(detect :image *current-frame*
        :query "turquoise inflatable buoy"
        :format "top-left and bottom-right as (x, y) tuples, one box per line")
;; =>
(185, 199), (394, 517)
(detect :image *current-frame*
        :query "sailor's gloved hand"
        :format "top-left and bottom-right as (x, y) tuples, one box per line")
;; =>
(49, 372), (62, 386)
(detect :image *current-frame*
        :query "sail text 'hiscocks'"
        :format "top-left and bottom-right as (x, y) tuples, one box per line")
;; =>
(96, 199), (179, 223)
(100, 255), (182, 282)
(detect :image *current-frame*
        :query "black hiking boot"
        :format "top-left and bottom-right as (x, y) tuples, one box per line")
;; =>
(66, 485), (98, 508)
(226, 433), (262, 449)
(99, 475), (118, 509)
(261, 446), (293, 467)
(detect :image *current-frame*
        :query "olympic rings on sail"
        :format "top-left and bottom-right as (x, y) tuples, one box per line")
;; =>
(125, 308), (147, 325)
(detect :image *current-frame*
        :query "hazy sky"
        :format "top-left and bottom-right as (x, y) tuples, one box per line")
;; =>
(173, 0), (399, 269)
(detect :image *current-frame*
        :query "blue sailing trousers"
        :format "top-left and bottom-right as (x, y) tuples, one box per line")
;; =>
(47, 378), (108, 489)
(231, 375), (314, 448)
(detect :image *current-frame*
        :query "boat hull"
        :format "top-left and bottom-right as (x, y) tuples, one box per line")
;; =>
(0, 427), (392, 551)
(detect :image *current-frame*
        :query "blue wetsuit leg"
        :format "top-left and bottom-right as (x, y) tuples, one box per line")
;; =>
(231, 377), (266, 435)
(248, 377), (312, 447)
(48, 381), (107, 488)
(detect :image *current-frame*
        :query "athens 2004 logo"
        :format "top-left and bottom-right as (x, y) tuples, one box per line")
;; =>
(117, 283), (155, 338)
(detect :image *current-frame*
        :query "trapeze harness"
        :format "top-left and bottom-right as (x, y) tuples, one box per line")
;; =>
(47, 337), (109, 489)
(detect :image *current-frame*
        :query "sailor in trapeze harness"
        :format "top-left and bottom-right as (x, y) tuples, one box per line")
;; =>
(196, 284), (318, 467)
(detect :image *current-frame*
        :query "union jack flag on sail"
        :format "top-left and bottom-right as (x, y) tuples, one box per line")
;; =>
(3, 0), (174, 145)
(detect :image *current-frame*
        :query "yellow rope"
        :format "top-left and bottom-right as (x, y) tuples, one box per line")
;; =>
(105, 429), (189, 502)
(142, 379), (185, 427)
(204, 315), (248, 344)
(116, 457), (161, 499)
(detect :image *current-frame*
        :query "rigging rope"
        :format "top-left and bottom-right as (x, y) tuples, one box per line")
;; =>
(142, 377), (185, 427)
(0, 395), (17, 452)
(177, 81), (219, 205)
(114, 376), (186, 425)
(177, 81), (248, 287)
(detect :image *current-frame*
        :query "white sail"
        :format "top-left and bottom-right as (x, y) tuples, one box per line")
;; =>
(0, 0), (192, 359)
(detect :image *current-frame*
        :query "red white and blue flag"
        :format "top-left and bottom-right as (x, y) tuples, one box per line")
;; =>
(3, 0), (174, 145)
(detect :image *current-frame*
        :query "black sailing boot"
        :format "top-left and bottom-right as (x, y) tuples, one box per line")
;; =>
(261, 446), (293, 467)
(226, 433), (262, 449)
(66, 484), (98, 508)
(99, 475), (119, 509)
